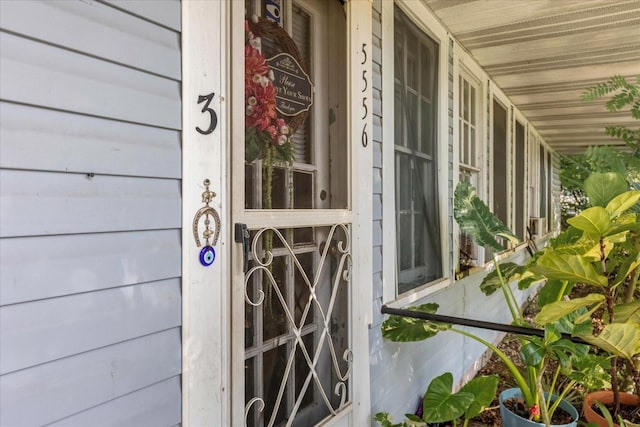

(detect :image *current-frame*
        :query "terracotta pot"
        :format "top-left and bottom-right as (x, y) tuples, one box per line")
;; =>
(583, 390), (640, 427)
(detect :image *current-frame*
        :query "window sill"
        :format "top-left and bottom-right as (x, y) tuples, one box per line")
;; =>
(386, 277), (452, 309)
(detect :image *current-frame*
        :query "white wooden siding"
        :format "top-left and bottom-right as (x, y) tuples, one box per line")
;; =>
(0, 329), (181, 427)
(1, 230), (180, 305)
(0, 0), (182, 425)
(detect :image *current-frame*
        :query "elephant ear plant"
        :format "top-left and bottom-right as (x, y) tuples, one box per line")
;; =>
(381, 181), (606, 426)
(374, 372), (499, 427)
(530, 172), (640, 417)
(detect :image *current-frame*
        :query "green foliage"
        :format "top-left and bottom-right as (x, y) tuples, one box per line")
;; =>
(422, 373), (475, 423)
(380, 303), (448, 342)
(583, 172), (629, 207)
(373, 374), (499, 427)
(581, 75), (640, 118)
(479, 262), (525, 296)
(454, 181), (519, 252)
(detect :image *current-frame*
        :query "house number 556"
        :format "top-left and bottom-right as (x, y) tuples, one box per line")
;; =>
(196, 92), (218, 135)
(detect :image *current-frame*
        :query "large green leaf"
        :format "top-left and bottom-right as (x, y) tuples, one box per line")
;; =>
(459, 375), (499, 419)
(530, 253), (608, 287)
(606, 190), (640, 218)
(578, 322), (640, 360)
(569, 354), (611, 391)
(613, 252), (640, 290)
(583, 172), (628, 207)
(520, 338), (545, 367)
(613, 300), (640, 323)
(536, 280), (572, 307)
(381, 304), (449, 342)
(535, 294), (605, 325)
(517, 270), (546, 291)
(479, 262), (524, 295)
(567, 207), (612, 237)
(422, 373), (474, 423)
(454, 182), (519, 252)
(549, 227), (584, 249)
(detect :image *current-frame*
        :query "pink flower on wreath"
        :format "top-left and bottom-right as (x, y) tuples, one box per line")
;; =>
(245, 44), (269, 90)
(244, 19), (292, 151)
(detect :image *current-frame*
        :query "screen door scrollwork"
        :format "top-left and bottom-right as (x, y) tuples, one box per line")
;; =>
(243, 224), (352, 427)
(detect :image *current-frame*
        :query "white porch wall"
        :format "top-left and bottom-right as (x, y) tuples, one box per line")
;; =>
(368, 0), (555, 424)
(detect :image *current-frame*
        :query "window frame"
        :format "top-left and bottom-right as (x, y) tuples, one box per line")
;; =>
(452, 48), (488, 276)
(381, 0), (450, 305)
(490, 88), (511, 234)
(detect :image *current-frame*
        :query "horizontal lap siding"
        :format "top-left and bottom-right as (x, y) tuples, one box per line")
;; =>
(0, 1), (182, 425)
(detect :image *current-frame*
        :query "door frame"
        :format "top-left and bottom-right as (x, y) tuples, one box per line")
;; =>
(181, 1), (230, 426)
(182, 1), (372, 425)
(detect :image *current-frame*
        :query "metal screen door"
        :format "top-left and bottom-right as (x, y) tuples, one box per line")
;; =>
(235, 1), (352, 426)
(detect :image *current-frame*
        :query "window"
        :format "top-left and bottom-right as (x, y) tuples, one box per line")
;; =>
(514, 120), (526, 240)
(394, 6), (442, 294)
(458, 71), (481, 272)
(492, 99), (508, 228)
(539, 144), (547, 225)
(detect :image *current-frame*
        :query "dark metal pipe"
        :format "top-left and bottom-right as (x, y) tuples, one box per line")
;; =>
(381, 305), (589, 346)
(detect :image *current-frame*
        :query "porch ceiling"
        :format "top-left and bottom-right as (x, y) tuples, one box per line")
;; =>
(423, 0), (640, 155)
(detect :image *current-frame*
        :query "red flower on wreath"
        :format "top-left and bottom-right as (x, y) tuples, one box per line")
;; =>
(244, 18), (293, 161)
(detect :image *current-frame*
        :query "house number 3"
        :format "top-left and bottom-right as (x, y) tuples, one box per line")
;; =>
(196, 92), (218, 135)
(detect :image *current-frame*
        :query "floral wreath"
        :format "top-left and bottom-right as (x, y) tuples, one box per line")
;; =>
(244, 16), (297, 165)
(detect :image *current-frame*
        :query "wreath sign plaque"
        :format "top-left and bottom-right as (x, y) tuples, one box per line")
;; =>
(267, 53), (313, 117)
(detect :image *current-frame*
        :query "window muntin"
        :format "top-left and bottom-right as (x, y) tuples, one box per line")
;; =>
(394, 6), (442, 294)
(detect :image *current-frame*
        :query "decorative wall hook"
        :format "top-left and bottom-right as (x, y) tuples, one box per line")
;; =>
(192, 179), (221, 266)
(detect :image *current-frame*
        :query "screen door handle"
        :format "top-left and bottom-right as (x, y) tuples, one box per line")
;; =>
(234, 223), (250, 273)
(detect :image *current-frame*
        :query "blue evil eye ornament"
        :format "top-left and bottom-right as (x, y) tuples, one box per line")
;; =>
(199, 245), (216, 266)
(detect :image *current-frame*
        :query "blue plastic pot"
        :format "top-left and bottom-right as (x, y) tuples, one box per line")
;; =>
(499, 388), (578, 427)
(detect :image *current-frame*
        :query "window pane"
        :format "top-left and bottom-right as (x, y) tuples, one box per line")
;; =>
(394, 6), (441, 293)
(470, 127), (476, 167)
(244, 3), (347, 209)
(470, 86), (476, 123)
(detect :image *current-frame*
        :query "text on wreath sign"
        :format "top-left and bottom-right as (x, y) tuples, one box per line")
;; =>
(267, 53), (314, 117)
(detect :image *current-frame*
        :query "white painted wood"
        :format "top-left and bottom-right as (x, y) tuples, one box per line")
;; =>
(380, 0), (396, 305)
(181, 1), (229, 426)
(0, 0), (181, 80)
(1, 279), (181, 374)
(0, 102), (181, 178)
(47, 377), (181, 427)
(105, 0), (181, 31)
(229, 0), (246, 423)
(422, 0), (640, 154)
(0, 32), (181, 129)
(0, 170), (181, 237)
(0, 230), (180, 305)
(0, 329), (181, 427)
(425, 0), (620, 34)
(347, 1), (373, 426)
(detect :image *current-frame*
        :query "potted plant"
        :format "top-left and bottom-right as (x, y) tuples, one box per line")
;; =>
(528, 171), (640, 426)
(381, 182), (608, 427)
(374, 372), (499, 427)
